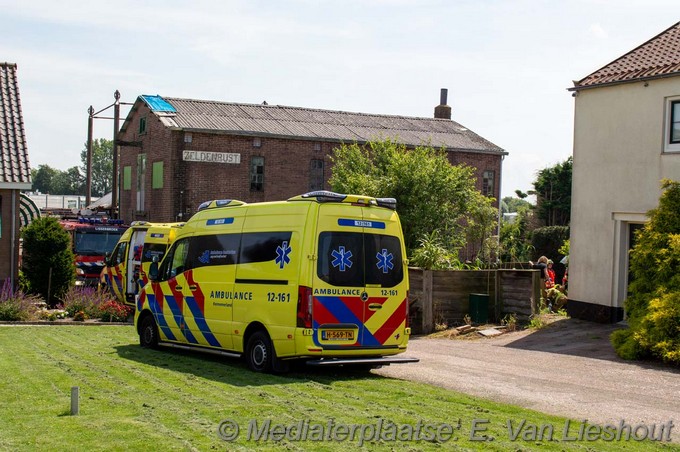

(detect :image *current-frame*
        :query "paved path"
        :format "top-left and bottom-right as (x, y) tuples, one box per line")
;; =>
(376, 318), (680, 435)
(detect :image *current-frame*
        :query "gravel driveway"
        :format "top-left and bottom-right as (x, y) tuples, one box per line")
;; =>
(376, 318), (680, 437)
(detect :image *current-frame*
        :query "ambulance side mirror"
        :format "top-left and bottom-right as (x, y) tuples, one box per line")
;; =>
(148, 255), (160, 282)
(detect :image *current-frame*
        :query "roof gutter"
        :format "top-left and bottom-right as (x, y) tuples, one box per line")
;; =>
(568, 71), (680, 92)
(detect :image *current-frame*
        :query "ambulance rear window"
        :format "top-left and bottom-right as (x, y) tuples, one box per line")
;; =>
(317, 232), (403, 288)
(142, 243), (168, 263)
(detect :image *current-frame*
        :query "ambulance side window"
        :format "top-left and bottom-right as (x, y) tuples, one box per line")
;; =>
(188, 234), (240, 269)
(240, 232), (292, 264)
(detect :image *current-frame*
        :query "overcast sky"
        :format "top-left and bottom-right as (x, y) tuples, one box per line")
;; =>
(1, 1), (677, 199)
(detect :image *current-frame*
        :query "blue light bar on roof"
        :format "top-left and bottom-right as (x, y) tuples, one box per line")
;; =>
(140, 95), (177, 113)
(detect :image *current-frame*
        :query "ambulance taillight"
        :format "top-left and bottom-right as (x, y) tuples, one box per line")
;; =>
(297, 286), (313, 328)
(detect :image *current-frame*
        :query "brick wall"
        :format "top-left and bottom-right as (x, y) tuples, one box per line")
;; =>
(0, 190), (20, 285)
(118, 106), (502, 223)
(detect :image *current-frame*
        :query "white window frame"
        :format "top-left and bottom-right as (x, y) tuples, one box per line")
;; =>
(664, 96), (680, 153)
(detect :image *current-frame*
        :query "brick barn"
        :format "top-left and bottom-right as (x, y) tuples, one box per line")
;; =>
(116, 90), (506, 223)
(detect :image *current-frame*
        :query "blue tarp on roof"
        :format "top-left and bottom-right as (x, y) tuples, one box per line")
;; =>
(140, 95), (177, 113)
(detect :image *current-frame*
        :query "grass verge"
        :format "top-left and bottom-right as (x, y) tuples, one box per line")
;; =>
(0, 326), (674, 451)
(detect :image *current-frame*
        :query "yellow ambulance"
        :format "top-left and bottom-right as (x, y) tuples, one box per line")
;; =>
(135, 191), (416, 373)
(100, 222), (184, 305)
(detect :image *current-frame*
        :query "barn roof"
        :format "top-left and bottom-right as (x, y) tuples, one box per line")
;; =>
(123, 94), (506, 155)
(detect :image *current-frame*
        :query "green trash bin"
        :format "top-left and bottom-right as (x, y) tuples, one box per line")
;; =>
(469, 293), (489, 324)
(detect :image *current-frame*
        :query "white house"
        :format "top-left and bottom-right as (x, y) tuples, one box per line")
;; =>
(568, 21), (680, 322)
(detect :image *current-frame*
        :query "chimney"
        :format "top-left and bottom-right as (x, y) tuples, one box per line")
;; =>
(434, 88), (451, 120)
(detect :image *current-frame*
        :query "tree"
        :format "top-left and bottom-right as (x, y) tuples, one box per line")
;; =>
(80, 138), (113, 197)
(329, 140), (496, 258)
(611, 180), (680, 365)
(499, 207), (534, 262)
(501, 196), (532, 214)
(31, 164), (59, 194)
(533, 157), (572, 226)
(21, 217), (75, 306)
(51, 166), (85, 195)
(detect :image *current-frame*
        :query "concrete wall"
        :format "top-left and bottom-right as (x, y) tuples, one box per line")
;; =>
(570, 77), (680, 321)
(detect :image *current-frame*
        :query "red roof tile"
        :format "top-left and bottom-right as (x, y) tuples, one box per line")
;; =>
(572, 21), (680, 90)
(0, 63), (31, 187)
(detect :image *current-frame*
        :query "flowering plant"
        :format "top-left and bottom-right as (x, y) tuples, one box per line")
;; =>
(99, 300), (133, 322)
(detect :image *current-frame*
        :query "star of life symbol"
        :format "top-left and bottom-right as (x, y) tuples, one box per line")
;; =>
(331, 246), (353, 272)
(376, 249), (394, 273)
(198, 250), (210, 265)
(275, 241), (292, 269)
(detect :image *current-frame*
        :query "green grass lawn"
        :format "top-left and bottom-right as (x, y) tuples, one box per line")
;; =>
(0, 325), (676, 451)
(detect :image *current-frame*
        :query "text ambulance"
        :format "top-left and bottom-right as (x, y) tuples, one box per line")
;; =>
(100, 222), (184, 305)
(135, 191), (416, 373)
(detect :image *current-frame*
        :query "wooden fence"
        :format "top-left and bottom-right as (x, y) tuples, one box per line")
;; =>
(408, 268), (541, 334)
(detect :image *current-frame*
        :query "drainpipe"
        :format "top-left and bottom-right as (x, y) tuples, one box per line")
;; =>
(497, 155), (505, 259)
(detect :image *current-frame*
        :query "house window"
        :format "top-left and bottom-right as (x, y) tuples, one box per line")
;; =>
(482, 170), (495, 197)
(139, 117), (147, 135)
(250, 156), (264, 191)
(253, 137), (262, 148)
(314, 142), (322, 152)
(152, 162), (164, 189)
(670, 100), (680, 144)
(137, 154), (146, 211)
(665, 97), (680, 152)
(184, 133), (192, 143)
(310, 159), (324, 190)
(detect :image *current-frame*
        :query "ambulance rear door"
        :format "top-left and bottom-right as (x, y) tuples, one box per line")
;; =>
(312, 202), (406, 350)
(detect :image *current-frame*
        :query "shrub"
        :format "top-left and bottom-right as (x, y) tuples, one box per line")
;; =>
(22, 217), (75, 306)
(73, 311), (87, 322)
(613, 180), (680, 365)
(634, 292), (680, 364)
(98, 300), (132, 322)
(0, 279), (42, 321)
(610, 329), (645, 361)
(501, 313), (518, 332)
(61, 286), (110, 318)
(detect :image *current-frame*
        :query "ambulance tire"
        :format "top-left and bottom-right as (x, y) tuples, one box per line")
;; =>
(246, 331), (276, 373)
(139, 315), (159, 349)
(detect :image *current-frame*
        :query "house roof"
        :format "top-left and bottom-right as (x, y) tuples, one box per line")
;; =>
(123, 95), (506, 155)
(571, 21), (680, 90)
(0, 63), (31, 189)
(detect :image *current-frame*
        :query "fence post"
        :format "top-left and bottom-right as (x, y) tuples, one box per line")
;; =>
(494, 270), (502, 322)
(422, 270), (433, 334)
(70, 386), (80, 415)
(531, 271), (541, 314)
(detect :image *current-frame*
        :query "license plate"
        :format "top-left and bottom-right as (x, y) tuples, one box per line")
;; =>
(321, 330), (355, 341)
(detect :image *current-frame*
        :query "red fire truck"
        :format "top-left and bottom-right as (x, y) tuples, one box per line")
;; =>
(59, 217), (129, 286)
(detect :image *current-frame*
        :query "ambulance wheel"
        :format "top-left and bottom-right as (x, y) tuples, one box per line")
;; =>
(246, 331), (273, 373)
(139, 315), (159, 349)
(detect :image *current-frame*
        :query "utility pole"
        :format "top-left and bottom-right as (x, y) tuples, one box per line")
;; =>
(112, 90), (120, 219)
(86, 106), (94, 207)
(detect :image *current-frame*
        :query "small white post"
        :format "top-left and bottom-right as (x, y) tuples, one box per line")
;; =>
(71, 386), (80, 415)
